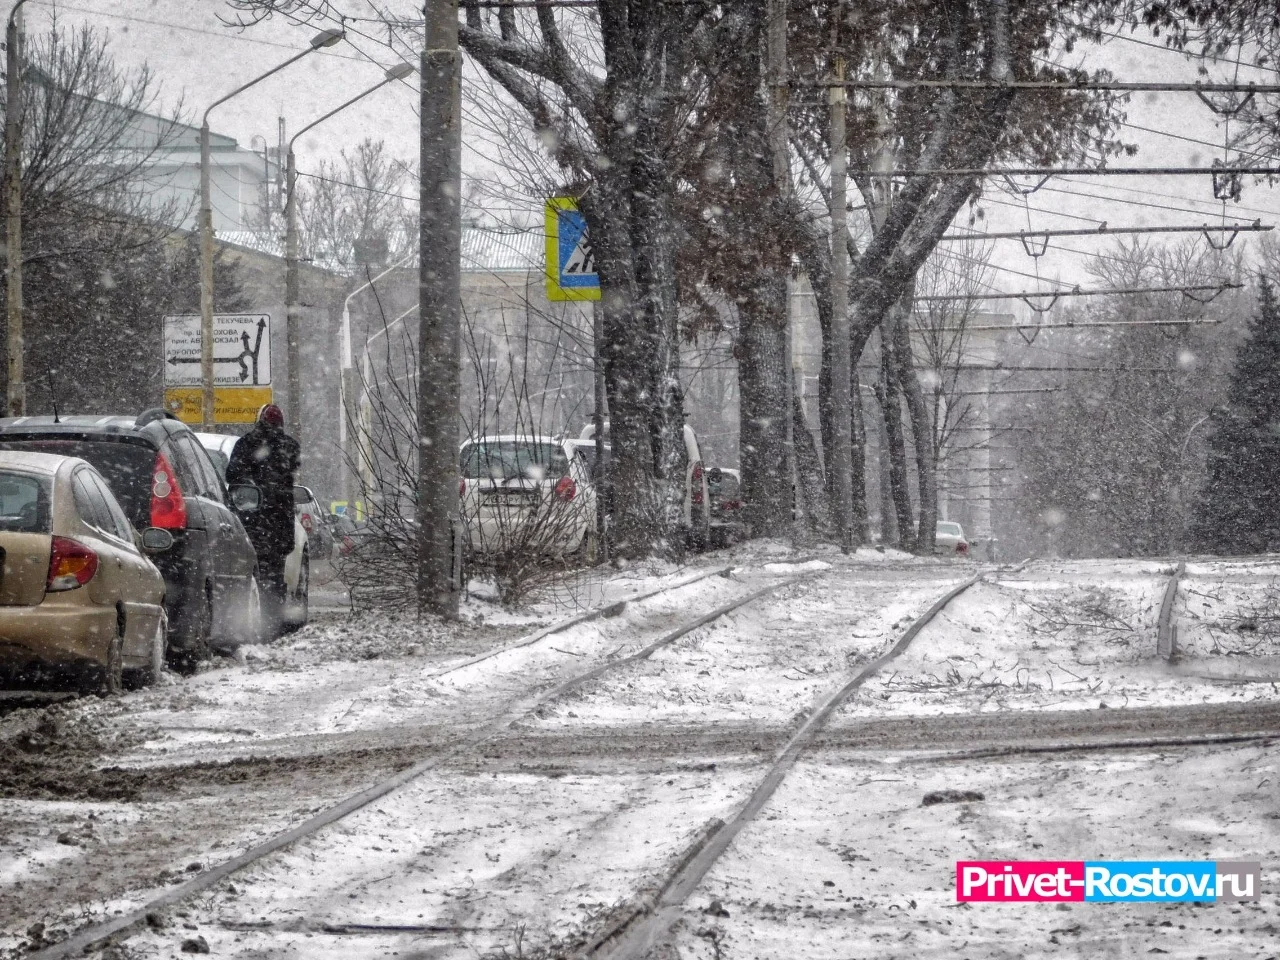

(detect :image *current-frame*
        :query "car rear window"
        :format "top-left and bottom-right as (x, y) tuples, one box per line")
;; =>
(460, 440), (569, 481)
(0, 471), (50, 533)
(938, 522), (963, 537)
(0, 439), (154, 527)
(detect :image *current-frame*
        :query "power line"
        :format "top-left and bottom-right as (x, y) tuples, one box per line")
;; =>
(829, 79), (1280, 94)
(916, 281), (1241, 310)
(854, 164), (1280, 179)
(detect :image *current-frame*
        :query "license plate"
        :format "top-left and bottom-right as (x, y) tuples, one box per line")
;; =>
(487, 493), (535, 508)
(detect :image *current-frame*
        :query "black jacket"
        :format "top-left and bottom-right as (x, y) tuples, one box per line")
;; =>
(227, 423), (300, 559)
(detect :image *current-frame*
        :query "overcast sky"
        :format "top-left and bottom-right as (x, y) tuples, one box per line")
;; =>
(30, 0), (1280, 298)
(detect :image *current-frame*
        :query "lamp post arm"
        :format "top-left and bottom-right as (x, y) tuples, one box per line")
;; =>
(289, 78), (399, 155)
(203, 45), (316, 128)
(6, 0), (29, 30)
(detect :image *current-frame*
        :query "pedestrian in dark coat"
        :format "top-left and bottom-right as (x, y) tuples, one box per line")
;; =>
(227, 404), (300, 626)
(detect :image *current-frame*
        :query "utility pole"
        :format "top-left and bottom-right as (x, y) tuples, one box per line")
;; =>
(198, 29), (342, 431)
(418, 0), (461, 619)
(765, 0), (795, 537)
(829, 52), (854, 552)
(4, 0), (29, 417)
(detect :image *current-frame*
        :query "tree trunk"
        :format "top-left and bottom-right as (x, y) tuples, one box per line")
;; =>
(890, 292), (937, 554)
(794, 372), (831, 537)
(738, 288), (791, 533)
(877, 328), (915, 550)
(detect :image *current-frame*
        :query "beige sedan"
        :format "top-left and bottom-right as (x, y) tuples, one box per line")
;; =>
(0, 451), (167, 693)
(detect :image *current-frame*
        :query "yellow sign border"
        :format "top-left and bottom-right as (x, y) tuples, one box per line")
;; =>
(164, 387), (273, 425)
(545, 197), (601, 303)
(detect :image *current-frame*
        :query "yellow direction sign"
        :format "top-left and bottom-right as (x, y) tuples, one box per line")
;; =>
(164, 387), (273, 425)
(545, 197), (600, 302)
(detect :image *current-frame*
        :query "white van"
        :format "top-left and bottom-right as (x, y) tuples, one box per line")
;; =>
(579, 421), (711, 549)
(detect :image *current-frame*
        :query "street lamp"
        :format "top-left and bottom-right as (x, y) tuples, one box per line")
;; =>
(284, 61), (415, 441)
(358, 300), (417, 496)
(4, 0), (31, 416)
(197, 26), (343, 430)
(339, 251), (414, 511)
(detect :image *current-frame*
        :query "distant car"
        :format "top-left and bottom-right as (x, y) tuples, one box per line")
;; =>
(579, 421), (711, 549)
(0, 451), (170, 693)
(459, 435), (599, 560)
(707, 466), (745, 547)
(194, 432), (310, 630)
(0, 411), (262, 669)
(935, 520), (970, 557)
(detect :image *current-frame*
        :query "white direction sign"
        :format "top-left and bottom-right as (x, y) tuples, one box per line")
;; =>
(163, 315), (272, 387)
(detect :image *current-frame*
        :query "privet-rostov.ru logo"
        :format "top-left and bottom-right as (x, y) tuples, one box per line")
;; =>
(956, 861), (1261, 903)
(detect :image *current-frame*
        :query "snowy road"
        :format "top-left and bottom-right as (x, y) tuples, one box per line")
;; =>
(2, 549), (1279, 959)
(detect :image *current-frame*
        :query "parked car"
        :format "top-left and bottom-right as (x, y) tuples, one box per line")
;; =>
(195, 432), (310, 630)
(0, 451), (170, 693)
(707, 466), (745, 547)
(293, 484), (333, 559)
(578, 421), (711, 549)
(459, 435), (600, 559)
(0, 411), (262, 672)
(935, 520), (970, 557)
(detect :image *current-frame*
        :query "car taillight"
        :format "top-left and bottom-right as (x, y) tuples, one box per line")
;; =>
(150, 452), (187, 529)
(47, 536), (99, 591)
(957, 542), (969, 555)
(459, 479), (467, 498)
(722, 499), (741, 511)
(341, 535), (355, 556)
(692, 464), (704, 505)
(554, 476), (576, 502)
(301, 513), (314, 532)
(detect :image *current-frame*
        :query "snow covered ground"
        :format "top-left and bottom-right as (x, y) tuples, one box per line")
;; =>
(3, 550), (1280, 959)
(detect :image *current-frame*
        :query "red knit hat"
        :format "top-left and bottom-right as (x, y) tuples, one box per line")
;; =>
(258, 404), (284, 428)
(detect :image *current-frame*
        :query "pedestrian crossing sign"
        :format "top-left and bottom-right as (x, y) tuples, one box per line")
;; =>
(545, 197), (601, 302)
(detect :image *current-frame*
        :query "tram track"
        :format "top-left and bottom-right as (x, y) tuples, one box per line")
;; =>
(18, 560), (829, 960)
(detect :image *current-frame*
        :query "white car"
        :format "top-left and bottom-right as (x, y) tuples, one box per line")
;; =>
(935, 520), (970, 557)
(194, 432), (309, 629)
(459, 435), (601, 560)
(579, 421), (711, 549)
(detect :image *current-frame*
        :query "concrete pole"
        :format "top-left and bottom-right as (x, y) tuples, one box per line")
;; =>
(339, 305), (358, 514)
(196, 28), (343, 432)
(829, 56), (854, 552)
(765, 0), (795, 540)
(592, 300), (606, 555)
(417, 0), (462, 618)
(4, 0), (28, 417)
(285, 146), (300, 440)
(198, 120), (216, 429)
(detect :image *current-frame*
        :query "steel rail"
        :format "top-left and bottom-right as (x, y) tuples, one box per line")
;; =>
(25, 566), (822, 960)
(586, 562), (1021, 960)
(427, 563), (737, 679)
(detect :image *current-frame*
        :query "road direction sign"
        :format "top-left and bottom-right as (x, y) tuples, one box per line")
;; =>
(163, 314), (272, 387)
(545, 197), (600, 302)
(163, 315), (272, 424)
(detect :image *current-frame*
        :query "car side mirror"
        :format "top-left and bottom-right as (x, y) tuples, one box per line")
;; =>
(229, 484), (262, 513)
(140, 527), (175, 554)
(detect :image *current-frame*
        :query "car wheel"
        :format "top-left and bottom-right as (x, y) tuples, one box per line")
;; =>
(170, 587), (212, 675)
(244, 573), (265, 643)
(99, 624), (124, 696)
(285, 553), (309, 631)
(124, 614), (168, 690)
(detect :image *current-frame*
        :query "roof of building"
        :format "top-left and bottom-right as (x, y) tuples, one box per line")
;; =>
(216, 226), (544, 276)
